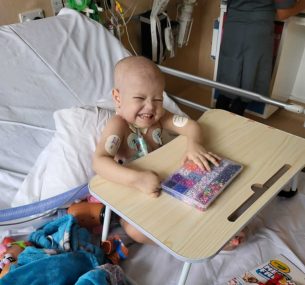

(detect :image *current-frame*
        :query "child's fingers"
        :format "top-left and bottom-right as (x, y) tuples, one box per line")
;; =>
(149, 190), (160, 198)
(195, 156), (211, 172)
(149, 183), (161, 198)
(208, 152), (222, 161)
(183, 152), (220, 172)
(202, 152), (220, 166)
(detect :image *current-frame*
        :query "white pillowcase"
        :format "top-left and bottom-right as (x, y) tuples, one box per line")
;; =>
(12, 106), (114, 206)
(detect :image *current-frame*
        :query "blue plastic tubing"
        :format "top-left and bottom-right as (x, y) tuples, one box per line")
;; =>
(0, 184), (89, 222)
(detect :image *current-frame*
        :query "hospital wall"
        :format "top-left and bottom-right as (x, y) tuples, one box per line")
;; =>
(0, 0), (54, 25)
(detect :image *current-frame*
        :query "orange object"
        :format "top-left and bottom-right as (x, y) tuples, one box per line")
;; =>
(68, 201), (104, 230)
(101, 235), (128, 265)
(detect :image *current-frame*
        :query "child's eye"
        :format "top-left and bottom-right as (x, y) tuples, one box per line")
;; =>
(133, 97), (145, 100)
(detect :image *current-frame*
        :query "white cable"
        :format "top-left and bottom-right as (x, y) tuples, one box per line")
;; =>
(123, 0), (137, 20)
(163, 11), (175, 57)
(125, 3), (138, 24)
(150, 0), (170, 62)
(150, 16), (158, 62)
(156, 17), (164, 62)
(119, 12), (138, 55)
(104, 0), (119, 26)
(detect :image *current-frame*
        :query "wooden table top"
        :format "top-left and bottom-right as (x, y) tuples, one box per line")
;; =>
(89, 109), (305, 262)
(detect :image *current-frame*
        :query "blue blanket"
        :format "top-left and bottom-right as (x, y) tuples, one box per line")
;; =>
(0, 247), (106, 285)
(0, 214), (129, 284)
(29, 214), (103, 261)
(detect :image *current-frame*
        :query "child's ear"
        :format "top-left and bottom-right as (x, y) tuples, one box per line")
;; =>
(112, 89), (121, 108)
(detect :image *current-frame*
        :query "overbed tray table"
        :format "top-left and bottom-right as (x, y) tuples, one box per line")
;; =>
(89, 109), (305, 285)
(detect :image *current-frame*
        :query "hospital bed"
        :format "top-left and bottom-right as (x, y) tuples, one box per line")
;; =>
(1, 8), (305, 285)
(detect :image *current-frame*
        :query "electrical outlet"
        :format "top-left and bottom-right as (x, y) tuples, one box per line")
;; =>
(51, 0), (64, 15)
(19, 9), (44, 23)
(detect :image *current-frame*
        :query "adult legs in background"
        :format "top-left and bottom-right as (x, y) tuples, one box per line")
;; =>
(216, 95), (249, 116)
(239, 19), (273, 114)
(215, 94), (232, 111)
(230, 98), (248, 115)
(215, 18), (248, 115)
(215, 14), (273, 116)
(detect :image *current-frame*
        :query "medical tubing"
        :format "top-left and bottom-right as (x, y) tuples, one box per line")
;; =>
(136, 129), (148, 156)
(0, 184), (89, 222)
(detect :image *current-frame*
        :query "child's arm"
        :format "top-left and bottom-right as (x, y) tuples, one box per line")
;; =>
(160, 112), (220, 171)
(93, 116), (161, 197)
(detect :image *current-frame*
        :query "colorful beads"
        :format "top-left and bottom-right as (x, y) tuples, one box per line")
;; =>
(161, 159), (243, 211)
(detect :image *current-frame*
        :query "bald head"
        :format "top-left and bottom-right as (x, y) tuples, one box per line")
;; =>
(114, 56), (165, 92)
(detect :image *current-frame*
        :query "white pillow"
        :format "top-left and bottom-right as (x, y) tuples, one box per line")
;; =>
(12, 106), (114, 206)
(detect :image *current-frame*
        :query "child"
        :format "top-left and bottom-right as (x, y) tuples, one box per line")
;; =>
(93, 56), (225, 245)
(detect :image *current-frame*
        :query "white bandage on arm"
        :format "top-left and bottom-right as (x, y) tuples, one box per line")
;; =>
(105, 135), (121, 156)
(172, 114), (188, 127)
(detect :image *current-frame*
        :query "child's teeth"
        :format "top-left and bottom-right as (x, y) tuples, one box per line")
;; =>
(141, 114), (151, 118)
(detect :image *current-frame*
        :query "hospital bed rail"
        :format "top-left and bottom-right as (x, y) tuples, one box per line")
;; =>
(159, 65), (305, 115)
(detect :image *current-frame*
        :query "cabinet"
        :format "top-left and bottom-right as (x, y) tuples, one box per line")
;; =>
(212, 4), (305, 119)
(272, 16), (305, 106)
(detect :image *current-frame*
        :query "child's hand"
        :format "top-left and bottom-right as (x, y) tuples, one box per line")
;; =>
(133, 170), (161, 198)
(184, 142), (221, 171)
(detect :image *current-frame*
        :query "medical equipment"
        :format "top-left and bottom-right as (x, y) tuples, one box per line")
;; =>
(176, 0), (197, 47)
(102, 0), (138, 54)
(67, 0), (103, 20)
(148, 0), (197, 62)
(150, 0), (170, 62)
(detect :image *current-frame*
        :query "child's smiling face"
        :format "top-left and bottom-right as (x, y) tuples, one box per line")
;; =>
(113, 56), (165, 128)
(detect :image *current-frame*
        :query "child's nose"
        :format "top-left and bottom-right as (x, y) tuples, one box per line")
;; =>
(145, 100), (155, 110)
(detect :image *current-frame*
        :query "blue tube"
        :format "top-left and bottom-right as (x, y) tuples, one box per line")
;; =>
(0, 184), (89, 222)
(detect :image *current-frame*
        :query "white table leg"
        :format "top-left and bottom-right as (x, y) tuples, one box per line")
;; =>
(291, 173), (299, 191)
(101, 206), (111, 241)
(178, 262), (192, 285)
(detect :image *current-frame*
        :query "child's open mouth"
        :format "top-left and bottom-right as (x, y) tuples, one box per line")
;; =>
(138, 113), (154, 120)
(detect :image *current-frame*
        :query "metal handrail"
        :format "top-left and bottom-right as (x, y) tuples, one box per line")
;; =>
(159, 65), (305, 115)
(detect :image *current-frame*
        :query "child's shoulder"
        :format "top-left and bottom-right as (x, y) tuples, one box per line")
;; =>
(106, 114), (128, 130)
(108, 114), (126, 123)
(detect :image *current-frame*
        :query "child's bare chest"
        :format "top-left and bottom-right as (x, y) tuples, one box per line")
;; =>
(116, 123), (163, 164)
